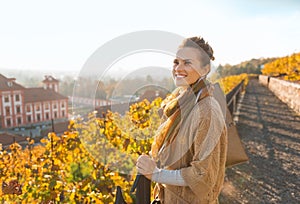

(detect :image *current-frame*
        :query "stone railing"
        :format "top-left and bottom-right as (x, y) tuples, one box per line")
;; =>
(259, 75), (300, 114)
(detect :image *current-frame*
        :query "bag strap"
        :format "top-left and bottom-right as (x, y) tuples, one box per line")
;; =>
(156, 184), (189, 204)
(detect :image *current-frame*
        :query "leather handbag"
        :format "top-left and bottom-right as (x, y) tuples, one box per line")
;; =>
(224, 107), (249, 167)
(151, 197), (161, 204)
(213, 83), (249, 167)
(115, 186), (127, 204)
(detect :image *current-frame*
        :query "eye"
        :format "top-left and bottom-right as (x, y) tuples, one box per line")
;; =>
(184, 61), (191, 65)
(173, 59), (179, 65)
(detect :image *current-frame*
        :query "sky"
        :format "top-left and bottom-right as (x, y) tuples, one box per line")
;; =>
(0, 0), (299, 74)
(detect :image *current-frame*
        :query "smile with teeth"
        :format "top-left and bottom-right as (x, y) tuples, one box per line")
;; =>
(175, 74), (187, 78)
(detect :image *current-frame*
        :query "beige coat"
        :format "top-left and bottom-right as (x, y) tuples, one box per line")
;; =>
(155, 96), (228, 204)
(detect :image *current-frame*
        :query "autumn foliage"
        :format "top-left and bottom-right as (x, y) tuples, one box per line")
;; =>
(261, 52), (300, 81)
(216, 73), (248, 94)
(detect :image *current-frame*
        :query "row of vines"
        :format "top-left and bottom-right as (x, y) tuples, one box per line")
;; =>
(261, 52), (300, 81)
(215, 73), (249, 94)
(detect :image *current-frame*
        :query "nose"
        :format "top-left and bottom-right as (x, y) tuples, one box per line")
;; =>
(174, 62), (184, 72)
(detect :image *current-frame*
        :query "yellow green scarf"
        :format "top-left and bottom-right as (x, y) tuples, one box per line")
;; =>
(151, 78), (211, 159)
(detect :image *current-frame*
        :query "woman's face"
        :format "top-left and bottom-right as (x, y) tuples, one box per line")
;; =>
(172, 47), (207, 87)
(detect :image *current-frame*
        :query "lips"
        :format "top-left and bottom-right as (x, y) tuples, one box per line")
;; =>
(175, 73), (187, 78)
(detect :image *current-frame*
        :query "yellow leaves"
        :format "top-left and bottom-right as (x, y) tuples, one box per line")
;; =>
(217, 74), (248, 94)
(151, 97), (163, 107)
(129, 99), (152, 129)
(40, 138), (48, 144)
(26, 137), (35, 145)
(68, 119), (75, 130)
(92, 171), (97, 180)
(262, 52), (300, 81)
(88, 192), (106, 204)
(9, 142), (22, 151)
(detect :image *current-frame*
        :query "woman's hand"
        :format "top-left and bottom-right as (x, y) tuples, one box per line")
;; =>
(136, 154), (157, 180)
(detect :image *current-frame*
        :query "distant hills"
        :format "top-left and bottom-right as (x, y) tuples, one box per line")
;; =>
(214, 57), (277, 79)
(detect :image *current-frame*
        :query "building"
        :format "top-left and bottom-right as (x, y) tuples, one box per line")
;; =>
(0, 74), (68, 129)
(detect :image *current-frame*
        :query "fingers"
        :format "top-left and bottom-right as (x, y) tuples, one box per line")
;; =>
(136, 166), (147, 175)
(136, 166), (152, 180)
(136, 156), (149, 171)
(137, 156), (147, 164)
(137, 154), (150, 162)
(136, 155), (157, 179)
(136, 155), (152, 168)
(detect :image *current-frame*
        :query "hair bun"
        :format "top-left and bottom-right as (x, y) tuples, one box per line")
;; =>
(180, 36), (215, 61)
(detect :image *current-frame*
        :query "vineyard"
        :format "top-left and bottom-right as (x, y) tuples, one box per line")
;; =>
(0, 75), (248, 203)
(261, 52), (300, 82)
(214, 73), (249, 94)
(0, 98), (163, 203)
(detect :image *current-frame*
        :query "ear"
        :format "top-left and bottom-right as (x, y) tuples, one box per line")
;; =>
(201, 64), (211, 76)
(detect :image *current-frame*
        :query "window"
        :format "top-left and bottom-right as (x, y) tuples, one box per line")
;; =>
(5, 107), (10, 115)
(62, 110), (65, 117)
(61, 102), (65, 108)
(37, 114), (41, 122)
(16, 106), (21, 114)
(4, 96), (9, 103)
(27, 115), (31, 123)
(54, 111), (57, 118)
(45, 103), (49, 110)
(53, 104), (57, 109)
(17, 117), (22, 125)
(15, 94), (20, 102)
(36, 104), (40, 111)
(45, 112), (49, 120)
(26, 105), (31, 112)
(6, 118), (11, 127)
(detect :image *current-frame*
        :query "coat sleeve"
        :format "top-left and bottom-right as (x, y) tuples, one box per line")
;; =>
(180, 100), (227, 200)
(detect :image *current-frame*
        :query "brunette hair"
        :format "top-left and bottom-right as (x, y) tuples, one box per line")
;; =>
(179, 36), (215, 66)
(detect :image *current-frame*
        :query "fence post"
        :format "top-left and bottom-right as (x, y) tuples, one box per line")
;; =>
(232, 95), (236, 113)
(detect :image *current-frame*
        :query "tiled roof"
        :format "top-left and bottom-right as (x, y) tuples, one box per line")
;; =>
(0, 132), (27, 146)
(96, 102), (136, 117)
(40, 121), (69, 136)
(42, 75), (59, 83)
(24, 88), (68, 103)
(0, 74), (25, 91)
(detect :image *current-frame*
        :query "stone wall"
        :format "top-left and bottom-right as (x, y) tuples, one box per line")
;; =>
(259, 75), (300, 114)
(258, 75), (269, 86)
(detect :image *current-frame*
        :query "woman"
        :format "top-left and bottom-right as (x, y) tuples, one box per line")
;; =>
(136, 36), (228, 204)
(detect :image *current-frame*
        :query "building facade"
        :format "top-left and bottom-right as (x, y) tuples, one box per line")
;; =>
(0, 74), (68, 129)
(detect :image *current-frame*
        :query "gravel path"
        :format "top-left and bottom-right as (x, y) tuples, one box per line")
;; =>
(219, 78), (300, 204)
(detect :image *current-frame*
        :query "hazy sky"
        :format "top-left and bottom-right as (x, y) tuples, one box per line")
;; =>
(0, 0), (299, 72)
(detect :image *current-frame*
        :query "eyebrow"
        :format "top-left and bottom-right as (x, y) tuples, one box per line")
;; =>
(174, 58), (193, 61)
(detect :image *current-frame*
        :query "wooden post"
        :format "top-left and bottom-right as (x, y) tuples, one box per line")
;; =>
(51, 118), (55, 132)
(232, 95), (236, 113)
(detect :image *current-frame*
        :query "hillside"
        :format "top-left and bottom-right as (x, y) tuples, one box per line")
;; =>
(215, 57), (277, 78)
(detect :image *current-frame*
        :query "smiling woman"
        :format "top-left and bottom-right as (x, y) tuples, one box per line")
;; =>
(172, 37), (214, 87)
(136, 36), (228, 204)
